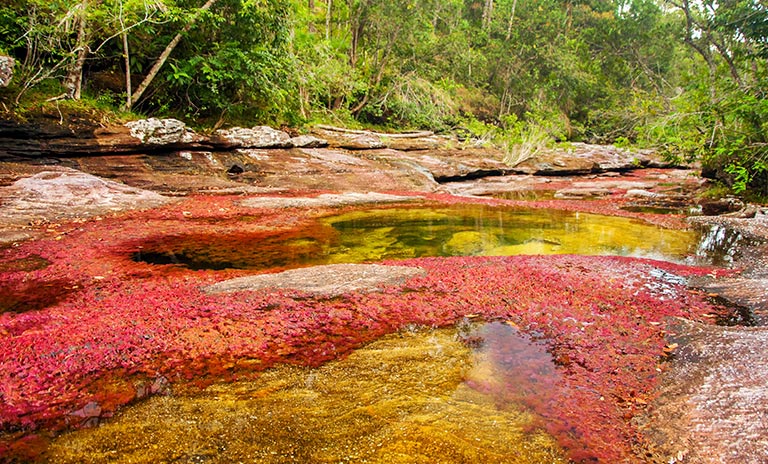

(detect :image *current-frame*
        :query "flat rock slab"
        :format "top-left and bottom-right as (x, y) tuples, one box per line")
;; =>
(514, 143), (667, 175)
(235, 148), (440, 192)
(0, 168), (171, 226)
(367, 147), (509, 181)
(240, 192), (423, 209)
(205, 264), (426, 297)
(641, 319), (768, 464)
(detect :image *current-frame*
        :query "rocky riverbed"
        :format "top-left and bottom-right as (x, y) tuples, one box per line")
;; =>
(1, 119), (766, 463)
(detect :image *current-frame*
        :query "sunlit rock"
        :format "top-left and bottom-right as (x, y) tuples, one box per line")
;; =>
(125, 118), (200, 145)
(213, 126), (291, 148)
(0, 168), (171, 225)
(289, 134), (328, 148)
(205, 263), (426, 296)
(0, 56), (13, 87)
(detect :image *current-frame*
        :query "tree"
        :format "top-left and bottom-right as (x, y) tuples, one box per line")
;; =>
(127, 0), (217, 109)
(653, 0), (768, 194)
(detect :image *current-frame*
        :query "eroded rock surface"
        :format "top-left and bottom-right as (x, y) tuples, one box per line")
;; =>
(514, 143), (668, 175)
(212, 126), (292, 148)
(641, 319), (768, 464)
(240, 192), (423, 209)
(125, 118), (201, 145)
(205, 263), (426, 297)
(0, 168), (170, 227)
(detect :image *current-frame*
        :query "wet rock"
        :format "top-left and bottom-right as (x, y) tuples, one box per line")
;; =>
(205, 263), (426, 297)
(125, 118), (201, 145)
(213, 126), (292, 148)
(641, 319), (768, 464)
(70, 401), (101, 419)
(0, 55), (13, 87)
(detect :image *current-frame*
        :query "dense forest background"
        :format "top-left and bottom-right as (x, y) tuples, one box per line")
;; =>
(0, 0), (766, 194)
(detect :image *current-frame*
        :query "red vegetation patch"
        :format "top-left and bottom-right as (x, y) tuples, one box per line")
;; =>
(0, 194), (729, 462)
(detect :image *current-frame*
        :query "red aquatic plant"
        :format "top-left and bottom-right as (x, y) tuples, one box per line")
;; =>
(0, 194), (732, 462)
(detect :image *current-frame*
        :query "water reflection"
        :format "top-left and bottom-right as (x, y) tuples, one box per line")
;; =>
(133, 205), (702, 270)
(45, 325), (569, 463)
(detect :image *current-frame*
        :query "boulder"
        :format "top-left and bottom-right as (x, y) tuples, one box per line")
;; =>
(0, 55), (13, 87)
(125, 118), (201, 145)
(213, 126), (292, 148)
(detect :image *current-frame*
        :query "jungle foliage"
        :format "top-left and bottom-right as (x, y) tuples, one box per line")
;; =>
(0, 0), (766, 193)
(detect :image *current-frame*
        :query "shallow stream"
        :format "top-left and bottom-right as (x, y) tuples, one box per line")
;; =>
(46, 323), (569, 463)
(29, 204), (760, 462)
(133, 204), (727, 271)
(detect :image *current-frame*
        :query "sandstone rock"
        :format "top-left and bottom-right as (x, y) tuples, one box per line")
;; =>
(368, 148), (509, 181)
(700, 197), (744, 216)
(0, 55), (14, 87)
(313, 129), (385, 149)
(213, 126), (291, 148)
(241, 192), (423, 209)
(0, 168), (171, 225)
(289, 134), (328, 148)
(625, 189), (663, 198)
(514, 143), (668, 175)
(205, 263), (426, 297)
(125, 118), (200, 145)
(641, 319), (768, 464)
(232, 148), (439, 192)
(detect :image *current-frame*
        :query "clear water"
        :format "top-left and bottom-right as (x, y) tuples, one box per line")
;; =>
(133, 204), (702, 271)
(45, 324), (569, 464)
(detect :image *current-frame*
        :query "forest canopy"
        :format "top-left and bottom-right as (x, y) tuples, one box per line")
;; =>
(1, 0), (766, 194)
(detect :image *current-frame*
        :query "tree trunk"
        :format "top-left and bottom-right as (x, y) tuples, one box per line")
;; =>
(326, 0), (332, 40)
(64, 0), (89, 100)
(482, 0), (494, 30)
(122, 31), (132, 110)
(127, 0), (218, 109)
(505, 0), (517, 40)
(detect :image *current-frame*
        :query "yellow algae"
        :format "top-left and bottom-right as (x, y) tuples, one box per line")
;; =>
(133, 204), (702, 271)
(320, 205), (698, 263)
(45, 327), (568, 464)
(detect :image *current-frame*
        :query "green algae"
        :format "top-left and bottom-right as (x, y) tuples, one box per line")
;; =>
(44, 326), (568, 464)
